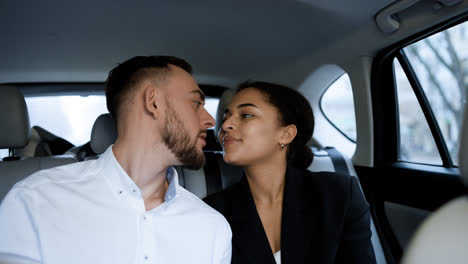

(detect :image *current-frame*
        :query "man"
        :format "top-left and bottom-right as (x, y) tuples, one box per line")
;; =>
(0, 56), (232, 263)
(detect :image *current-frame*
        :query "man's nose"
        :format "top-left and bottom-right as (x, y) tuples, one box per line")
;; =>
(201, 107), (215, 129)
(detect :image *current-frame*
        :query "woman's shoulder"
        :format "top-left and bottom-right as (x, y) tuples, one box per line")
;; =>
(293, 167), (352, 185)
(290, 167), (355, 196)
(203, 181), (243, 211)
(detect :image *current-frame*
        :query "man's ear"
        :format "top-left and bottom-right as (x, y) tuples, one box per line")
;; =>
(280, 124), (297, 145)
(143, 83), (158, 119)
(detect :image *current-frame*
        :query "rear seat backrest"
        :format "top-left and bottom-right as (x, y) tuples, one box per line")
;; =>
(0, 85), (30, 152)
(0, 85), (77, 201)
(90, 113), (118, 156)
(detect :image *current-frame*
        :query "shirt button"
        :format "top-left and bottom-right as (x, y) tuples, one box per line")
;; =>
(144, 255), (149, 261)
(143, 216), (147, 220)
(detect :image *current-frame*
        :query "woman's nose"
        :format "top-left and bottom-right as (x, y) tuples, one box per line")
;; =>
(221, 117), (234, 131)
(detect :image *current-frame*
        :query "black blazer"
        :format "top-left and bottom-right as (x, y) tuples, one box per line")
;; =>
(204, 166), (376, 264)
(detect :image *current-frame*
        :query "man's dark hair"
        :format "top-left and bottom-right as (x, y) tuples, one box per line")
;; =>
(105, 56), (192, 122)
(237, 81), (315, 169)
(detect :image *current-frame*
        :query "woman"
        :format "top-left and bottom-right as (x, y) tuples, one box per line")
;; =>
(204, 81), (376, 264)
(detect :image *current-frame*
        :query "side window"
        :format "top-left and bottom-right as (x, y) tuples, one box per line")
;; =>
(0, 95), (220, 160)
(25, 95), (108, 146)
(320, 73), (356, 142)
(204, 98), (220, 128)
(396, 21), (468, 166)
(0, 95), (108, 160)
(0, 150), (8, 160)
(394, 59), (442, 165)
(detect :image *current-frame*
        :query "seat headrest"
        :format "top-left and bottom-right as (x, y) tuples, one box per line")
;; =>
(90, 113), (117, 155)
(214, 89), (237, 138)
(0, 85), (30, 149)
(458, 102), (468, 186)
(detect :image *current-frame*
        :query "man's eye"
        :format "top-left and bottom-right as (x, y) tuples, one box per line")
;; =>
(194, 101), (202, 107)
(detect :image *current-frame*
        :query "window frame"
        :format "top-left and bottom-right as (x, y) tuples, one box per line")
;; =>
(368, 14), (468, 262)
(395, 52), (453, 167)
(373, 14), (468, 169)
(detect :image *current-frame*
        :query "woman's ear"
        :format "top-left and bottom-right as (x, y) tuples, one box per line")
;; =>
(280, 124), (297, 145)
(143, 84), (158, 119)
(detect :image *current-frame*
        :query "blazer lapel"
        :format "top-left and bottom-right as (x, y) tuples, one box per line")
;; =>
(281, 166), (323, 263)
(230, 177), (276, 264)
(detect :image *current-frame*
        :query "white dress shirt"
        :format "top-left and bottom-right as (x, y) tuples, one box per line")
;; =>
(0, 146), (232, 264)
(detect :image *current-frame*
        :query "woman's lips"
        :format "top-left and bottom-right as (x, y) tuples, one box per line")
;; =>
(222, 135), (240, 147)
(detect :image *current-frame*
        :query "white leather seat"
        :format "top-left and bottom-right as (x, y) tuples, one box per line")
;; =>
(89, 113), (118, 157)
(401, 104), (468, 264)
(0, 85), (77, 202)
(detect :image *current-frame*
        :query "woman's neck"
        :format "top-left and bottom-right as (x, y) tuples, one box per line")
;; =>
(244, 159), (287, 204)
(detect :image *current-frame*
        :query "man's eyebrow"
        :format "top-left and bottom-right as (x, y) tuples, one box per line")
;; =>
(190, 90), (205, 101)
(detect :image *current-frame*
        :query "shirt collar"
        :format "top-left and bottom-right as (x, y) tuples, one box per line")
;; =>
(100, 146), (180, 202)
(164, 167), (178, 202)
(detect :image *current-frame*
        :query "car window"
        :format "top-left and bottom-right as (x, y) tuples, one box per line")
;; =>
(0, 96), (219, 160)
(394, 59), (443, 165)
(26, 95), (108, 146)
(320, 73), (356, 142)
(398, 21), (468, 166)
(203, 98), (219, 123)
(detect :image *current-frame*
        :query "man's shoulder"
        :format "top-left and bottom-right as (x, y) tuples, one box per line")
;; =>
(174, 188), (233, 248)
(14, 159), (99, 192)
(176, 187), (231, 226)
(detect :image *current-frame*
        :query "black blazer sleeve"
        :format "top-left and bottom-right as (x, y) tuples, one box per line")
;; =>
(335, 176), (376, 264)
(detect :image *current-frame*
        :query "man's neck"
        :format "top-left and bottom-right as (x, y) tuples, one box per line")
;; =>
(112, 139), (175, 210)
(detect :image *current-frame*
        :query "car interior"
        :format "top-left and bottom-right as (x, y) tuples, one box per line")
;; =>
(1, 0), (468, 263)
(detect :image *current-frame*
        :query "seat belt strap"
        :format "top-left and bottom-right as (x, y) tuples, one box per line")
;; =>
(324, 146), (350, 175)
(203, 152), (223, 196)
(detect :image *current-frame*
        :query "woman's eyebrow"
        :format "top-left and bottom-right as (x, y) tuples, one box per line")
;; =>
(224, 103), (257, 114)
(237, 103), (257, 109)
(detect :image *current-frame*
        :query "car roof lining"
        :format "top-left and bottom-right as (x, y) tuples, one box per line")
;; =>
(4, 0), (464, 87)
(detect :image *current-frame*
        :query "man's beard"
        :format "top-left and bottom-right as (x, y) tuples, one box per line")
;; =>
(162, 104), (206, 170)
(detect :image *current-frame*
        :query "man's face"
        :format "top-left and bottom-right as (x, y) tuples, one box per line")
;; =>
(161, 66), (215, 169)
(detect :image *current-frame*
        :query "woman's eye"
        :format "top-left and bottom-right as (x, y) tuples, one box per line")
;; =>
(241, 114), (253, 118)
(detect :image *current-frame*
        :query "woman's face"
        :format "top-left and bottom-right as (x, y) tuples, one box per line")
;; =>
(219, 88), (286, 167)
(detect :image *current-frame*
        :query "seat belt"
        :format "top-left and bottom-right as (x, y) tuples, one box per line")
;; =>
(324, 146), (350, 175)
(203, 151), (223, 196)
